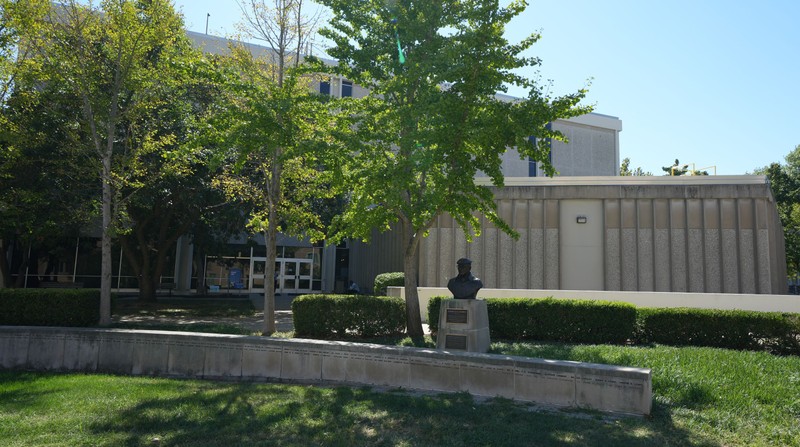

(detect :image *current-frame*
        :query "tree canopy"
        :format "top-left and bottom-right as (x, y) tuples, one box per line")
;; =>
(315, 0), (591, 336)
(756, 144), (800, 279)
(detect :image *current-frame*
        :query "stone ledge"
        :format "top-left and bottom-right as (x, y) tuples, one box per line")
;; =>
(0, 326), (652, 416)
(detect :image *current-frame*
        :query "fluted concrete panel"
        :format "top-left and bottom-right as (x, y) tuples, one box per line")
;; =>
(654, 229), (670, 291)
(498, 231), (515, 288)
(605, 230), (620, 290)
(636, 229), (654, 291)
(466, 237), (482, 285)
(438, 229), (454, 287)
(688, 229), (705, 292)
(482, 228), (498, 288)
(621, 229), (637, 291)
(406, 178), (786, 295)
(455, 227), (467, 271)
(529, 229), (545, 289)
(757, 229), (772, 293)
(670, 229), (687, 292)
(421, 231), (439, 288)
(544, 229), (559, 289)
(704, 230), (722, 292)
(739, 230), (756, 294)
(722, 229), (740, 293)
(514, 231), (529, 289)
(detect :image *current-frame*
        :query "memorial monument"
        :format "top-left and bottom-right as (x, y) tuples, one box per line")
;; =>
(447, 258), (483, 299)
(437, 258), (491, 353)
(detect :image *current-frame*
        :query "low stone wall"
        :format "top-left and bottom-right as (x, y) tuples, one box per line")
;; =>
(0, 326), (652, 416)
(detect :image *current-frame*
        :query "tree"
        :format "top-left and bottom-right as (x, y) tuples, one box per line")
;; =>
(757, 145), (800, 278)
(113, 50), (247, 302)
(0, 81), (96, 288)
(24, 0), (187, 324)
(316, 0), (590, 337)
(213, 0), (332, 334)
(619, 157), (652, 176)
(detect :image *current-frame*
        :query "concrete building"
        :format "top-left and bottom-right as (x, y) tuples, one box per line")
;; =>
(351, 175), (788, 295)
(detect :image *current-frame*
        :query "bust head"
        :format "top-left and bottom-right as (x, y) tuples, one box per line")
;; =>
(456, 258), (472, 277)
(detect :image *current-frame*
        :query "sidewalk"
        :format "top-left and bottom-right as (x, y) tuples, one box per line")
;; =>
(114, 293), (428, 334)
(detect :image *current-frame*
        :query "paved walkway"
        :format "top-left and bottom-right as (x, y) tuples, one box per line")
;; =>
(114, 293), (429, 334)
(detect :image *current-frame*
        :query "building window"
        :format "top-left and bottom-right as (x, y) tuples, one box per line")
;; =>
(528, 136), (537, 177)
(319, 81), (330, 95)
(342, 80), (352, 97)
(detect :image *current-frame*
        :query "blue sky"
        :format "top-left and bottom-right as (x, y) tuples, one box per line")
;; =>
(174, 0), (800, 175)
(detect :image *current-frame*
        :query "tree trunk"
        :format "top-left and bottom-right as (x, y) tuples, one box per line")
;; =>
(99, 156), (113, 326)
(194, 248), (207, 296)
(402, 221), (424, 337)
(0, 238), (11, 288)
(138, 274), (157, 302)
(263, 221), (278, 335)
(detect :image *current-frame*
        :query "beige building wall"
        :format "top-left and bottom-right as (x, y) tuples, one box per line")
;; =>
(416, 176), (787, 295)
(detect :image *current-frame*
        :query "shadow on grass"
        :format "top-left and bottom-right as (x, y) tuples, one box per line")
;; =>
(81, 380), (718, 447)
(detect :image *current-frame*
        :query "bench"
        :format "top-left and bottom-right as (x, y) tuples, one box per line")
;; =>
(160, 282), (177, 296)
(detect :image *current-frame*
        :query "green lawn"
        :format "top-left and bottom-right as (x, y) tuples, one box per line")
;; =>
(3, 300), (793, 445)
(1, 342), (798, 446)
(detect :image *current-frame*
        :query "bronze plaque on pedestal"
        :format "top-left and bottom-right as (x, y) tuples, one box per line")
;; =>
(446, 309), (469, 324)
(444, 334), (467, 350)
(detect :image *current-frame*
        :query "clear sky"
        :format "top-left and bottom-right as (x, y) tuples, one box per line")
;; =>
(174, 0), (800, 176)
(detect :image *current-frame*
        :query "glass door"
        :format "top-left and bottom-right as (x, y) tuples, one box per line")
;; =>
(249, 258), (266, 292)
(280, 259), (313, 294)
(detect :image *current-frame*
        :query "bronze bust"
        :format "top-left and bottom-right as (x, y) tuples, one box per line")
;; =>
(447, 258), (483, 300)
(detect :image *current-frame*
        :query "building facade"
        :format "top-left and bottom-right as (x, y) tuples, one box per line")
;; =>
(351, 176), (788, 295)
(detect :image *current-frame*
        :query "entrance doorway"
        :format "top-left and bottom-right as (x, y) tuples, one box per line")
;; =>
(249, 257), (313, 294)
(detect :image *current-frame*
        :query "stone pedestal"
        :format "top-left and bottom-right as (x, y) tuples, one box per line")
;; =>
(436, 299), (490, 353)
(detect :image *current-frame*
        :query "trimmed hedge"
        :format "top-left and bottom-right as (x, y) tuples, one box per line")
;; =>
(636, 307), (800, 355)
(292, 294), (406, 338)
(428, 296), (800, 354)
(373, 272), (404, 295)
(0, 289), (101, 327)
(428, 296), (636, 344)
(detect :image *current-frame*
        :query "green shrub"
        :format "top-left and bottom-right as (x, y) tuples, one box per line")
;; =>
(637, 307), (800, 355)
(0, 289), (101, 327)
(430, 296), (800, 355)
(428, 296), (637, 344)
(292, 294), (406, 338)
(373, 272), (404, 295)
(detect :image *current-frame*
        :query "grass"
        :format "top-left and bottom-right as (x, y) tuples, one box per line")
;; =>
(0, 371), (713, 447)
(3, 299), (793, 445)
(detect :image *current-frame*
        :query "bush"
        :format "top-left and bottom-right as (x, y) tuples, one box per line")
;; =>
(637, 307), (800, 355)
(373, 272), (404, 295)
(292, 294), (406, 338)
(429, 296), (800, 355)
(428, 296), (637, 344)
(0, 289), (101, 327)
